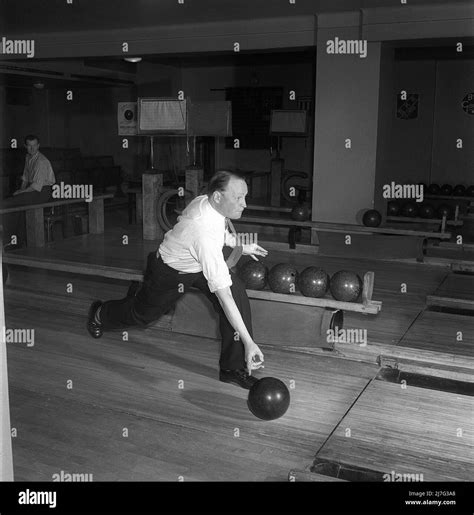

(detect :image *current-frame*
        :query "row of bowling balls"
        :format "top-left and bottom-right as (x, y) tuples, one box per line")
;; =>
(238, 261), (363, 302)
(423, 183), (474, 197)
(387, 200), (455, 219)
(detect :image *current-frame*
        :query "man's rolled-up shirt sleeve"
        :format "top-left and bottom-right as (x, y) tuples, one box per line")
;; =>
(29, 162), (47, 192)
(30, 180), (44, 192)
(193, 235), (232, 293)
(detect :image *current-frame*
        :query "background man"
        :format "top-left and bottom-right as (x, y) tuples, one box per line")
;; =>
(2, 135), (55, 247)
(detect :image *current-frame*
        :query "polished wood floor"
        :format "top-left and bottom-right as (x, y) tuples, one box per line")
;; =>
(6, 304), (378, 481)
(317, 379), (474, 481)
(5, 208), (473, 360)
(3, 205), (473, 481)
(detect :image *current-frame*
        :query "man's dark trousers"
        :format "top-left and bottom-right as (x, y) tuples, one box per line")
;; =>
(99, 252), (252, 370)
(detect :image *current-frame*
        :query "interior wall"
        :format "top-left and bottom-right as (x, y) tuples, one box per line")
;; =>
(3, 89), (49, 149)
(0, 62), (184, 182)
(181, 62), (315, 176)
(312, 41), (382, 224)
(47, 86), (138, 180)
(375, 58), (474, 198)
(3, 54), (470, 198)
(431, 60), (474, 184)
(1, 86), (137, 179)
(374, 45), (396, 216)
(375, 59), (436, 189)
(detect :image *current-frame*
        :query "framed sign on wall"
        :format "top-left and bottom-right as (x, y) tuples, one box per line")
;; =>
(137, 98), (187, 135)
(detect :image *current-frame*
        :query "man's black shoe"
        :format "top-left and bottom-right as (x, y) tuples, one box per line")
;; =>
(87, 300), (103, 339)
(219, 369), (259, 390)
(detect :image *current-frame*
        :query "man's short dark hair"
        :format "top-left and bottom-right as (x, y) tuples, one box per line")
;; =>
(24, 134), (40, 145)
(207, 170), (245, 196)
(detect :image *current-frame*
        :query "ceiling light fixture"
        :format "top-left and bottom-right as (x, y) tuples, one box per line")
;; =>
(124, 57), (142, 63)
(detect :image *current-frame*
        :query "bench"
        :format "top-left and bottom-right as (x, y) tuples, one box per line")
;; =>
(0, 148), (122, 199)
(236, 214), (452, 261)
(0, 193), (113, 247)
(309, 221), (453, 262)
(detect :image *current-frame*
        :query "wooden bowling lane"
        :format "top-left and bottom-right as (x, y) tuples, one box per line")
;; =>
(6, 223), (464, 358)
(427, 272), (474, 311)
(399, 310), (474, 357)
(340, 292), (423, 347)
(5, 222), (448, 297)
(5, 265), (149, 314)
(426, 245), (474, 263)
(4, 229), (157, 271)
(314, 378), (474, 481)
(5, 233), (459, 369)
(260, 251), (448, 349)
(430, 272), (474, 302)
(12, 388), (321, 482)
(261, 247), (448, 296)
(5, 302), (379, 481)
(4, 261), (440, 361)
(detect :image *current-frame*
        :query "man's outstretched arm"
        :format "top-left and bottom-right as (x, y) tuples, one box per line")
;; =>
(214, 286), (264, 373)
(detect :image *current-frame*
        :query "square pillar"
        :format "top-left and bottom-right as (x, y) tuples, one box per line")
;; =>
(142, 172), (164, 241)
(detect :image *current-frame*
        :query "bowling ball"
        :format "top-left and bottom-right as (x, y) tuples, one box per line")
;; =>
(387, 201), (401, 216)
(238, 261), (267, 290)
(467, 185), (474, 197)
(248, 377), (290, 421)
(298, 267), (329, 298)
(418, 203), (435, 219)
(437, 204), (453, 220)
(440, 184), (453, 196)
(401, 202), (418, 218)
(362, 209), (382, 227)
(268, 264), (298, 294)
(291, 203), (310, 221)
(427, 183), (440, 195)
(330, 270), (363, 303)
(453, 184), (466, 197)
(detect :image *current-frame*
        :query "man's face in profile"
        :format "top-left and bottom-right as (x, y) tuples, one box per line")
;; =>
(219, 178), (248, 220)
(25, 139), (39, 156)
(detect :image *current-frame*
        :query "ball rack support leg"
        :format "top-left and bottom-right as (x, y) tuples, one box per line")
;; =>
(288, 226), (302, 249)
(320, 309), (344, 350)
